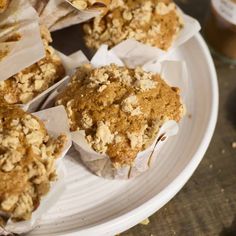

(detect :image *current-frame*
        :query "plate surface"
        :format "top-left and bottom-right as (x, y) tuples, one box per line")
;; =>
(30, 34), (218, 236)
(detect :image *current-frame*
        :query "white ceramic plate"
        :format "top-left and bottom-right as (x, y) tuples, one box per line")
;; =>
(30, 34), (218, 236)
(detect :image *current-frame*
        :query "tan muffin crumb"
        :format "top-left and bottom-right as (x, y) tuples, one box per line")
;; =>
(0, 0), (10, 13)
(0, 26), (65, 105)
(140, 218), (150, 225)
(232, 142), (236, 149)
(0, 105), (67, 222)
(83, 0), (183, 50)
(56, 64), (184, 165)
(69, 0), (110, 10)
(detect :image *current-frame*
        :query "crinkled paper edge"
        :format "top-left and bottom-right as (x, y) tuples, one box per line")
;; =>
(0, 0), (45, 81)
(30, 0), (110, 31)
(111, 12), (201, 67)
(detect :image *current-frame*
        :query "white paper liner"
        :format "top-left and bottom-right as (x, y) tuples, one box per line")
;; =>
(0, 106), (72, 235)
(111, 13), (201, 67)
(30, 0), (108, 31)
(0, 0), (45, 81)
(73, 121), (179, 179)
(42, 45), (188, 179)
(20, 50), (88, 113)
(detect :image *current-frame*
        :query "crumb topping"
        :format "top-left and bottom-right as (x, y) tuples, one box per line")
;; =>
(0, 105), (66, 222)
(121, 95), (142, 116)
(0, 26), (65, 105)
(56, 64), (184, 165)
(69, 0), (110, 10)
(83, 0), (183, 50)
(0, 0), (10, 13)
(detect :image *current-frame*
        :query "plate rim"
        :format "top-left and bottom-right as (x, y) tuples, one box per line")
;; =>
(47, 33), (219, 236)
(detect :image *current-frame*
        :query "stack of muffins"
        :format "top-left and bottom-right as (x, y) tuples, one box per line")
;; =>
(0, 2), (69, 229)
(0, 0), (199, 232)
(0, 25), (68, 227)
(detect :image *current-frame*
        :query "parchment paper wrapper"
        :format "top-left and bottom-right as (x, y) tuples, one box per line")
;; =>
(0, 0), (45, 81)
(0, 106), (72, 235)
(42, 45), (188, 179)
(19, 50), (88, 113)
(30, 0), (110, 31)
(112, 13), (201, 67)
(73, 121), (179, 179)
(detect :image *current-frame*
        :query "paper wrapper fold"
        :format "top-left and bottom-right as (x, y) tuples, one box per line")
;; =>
(0, 0), (45, 81)
(111, 13), (201, 67)
(20, 50), (88, 113)
(30, 0), (110, 31)
(42, 45), (188, 179)
(0, 106), (72, 235)
(73, 121), (179, 179)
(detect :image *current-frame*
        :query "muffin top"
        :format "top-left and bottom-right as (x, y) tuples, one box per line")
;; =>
(0, 0), (10, 13)
(69, 0), (110, 11)
(0, 26), (65, 105)
(56, 64), (184, 166)
(83, 0), (183, 50)
(0, 105), (66, 221)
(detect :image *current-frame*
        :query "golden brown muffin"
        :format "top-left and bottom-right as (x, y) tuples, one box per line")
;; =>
(0, 0), (10, 13)
(56, 64), (184, 166)
(0, 104), (66, 222)
(0, 26), (65, 105)
(83, 0), (183, 50)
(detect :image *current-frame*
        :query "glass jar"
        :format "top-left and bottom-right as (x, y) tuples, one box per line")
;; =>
(204, 0), (236, 63)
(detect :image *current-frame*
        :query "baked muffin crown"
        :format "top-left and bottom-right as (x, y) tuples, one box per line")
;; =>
(83, 0), (183, 50)
(0, 105), (66, 221)
(56, 64), (184, 165)
(0, 26), (65, 105)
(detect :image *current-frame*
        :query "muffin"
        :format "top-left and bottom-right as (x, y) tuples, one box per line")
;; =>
(83, 0), (184, 50)
(56, 64), (184, 177)
(0, 104), (67, 223)
(0, 0), (10, 13)
(0, 26), (65, 105)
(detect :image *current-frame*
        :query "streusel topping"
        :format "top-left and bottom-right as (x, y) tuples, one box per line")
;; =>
(0, 0), (10, 13)
(56, 64), (184, 165)
(0, 26), (65, 105)
(69, 0), (110, 11)
(83, 0), (183, 50)
(0, 105), (66, 221)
